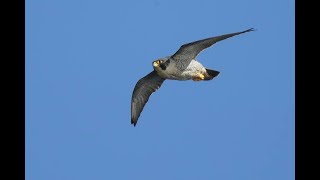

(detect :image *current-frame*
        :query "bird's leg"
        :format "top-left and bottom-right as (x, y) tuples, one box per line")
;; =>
(192, 73), (205, 81)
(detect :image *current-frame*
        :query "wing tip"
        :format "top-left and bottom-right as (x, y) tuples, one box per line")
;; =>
(246, 28), (257, 32)
(131, 118), (137, 127)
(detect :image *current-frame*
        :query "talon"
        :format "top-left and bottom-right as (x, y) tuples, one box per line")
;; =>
(192, 74), (205, 81)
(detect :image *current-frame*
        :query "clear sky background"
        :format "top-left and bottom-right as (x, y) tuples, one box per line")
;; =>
(26, 0), (294, 179)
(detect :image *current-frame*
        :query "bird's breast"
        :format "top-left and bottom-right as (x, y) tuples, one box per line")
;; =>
(156, 60), (189, 80)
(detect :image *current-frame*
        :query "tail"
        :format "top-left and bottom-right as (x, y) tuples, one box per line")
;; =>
(204, 68), (220, 80)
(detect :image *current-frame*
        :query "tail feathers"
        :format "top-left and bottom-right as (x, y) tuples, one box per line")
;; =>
(204, 68), (220, 80)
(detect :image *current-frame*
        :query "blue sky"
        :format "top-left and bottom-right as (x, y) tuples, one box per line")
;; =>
(26, 0), (294, 179)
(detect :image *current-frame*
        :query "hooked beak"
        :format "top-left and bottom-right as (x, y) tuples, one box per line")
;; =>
(153, 60), (161, 67)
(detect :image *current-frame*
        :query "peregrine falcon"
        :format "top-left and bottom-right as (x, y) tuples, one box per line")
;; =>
(131, 28), (255, 126)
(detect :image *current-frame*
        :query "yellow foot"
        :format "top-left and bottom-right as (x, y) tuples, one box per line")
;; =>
(192, 74), (205, 81)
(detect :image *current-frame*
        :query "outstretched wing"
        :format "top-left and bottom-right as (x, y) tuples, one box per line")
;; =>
(172, 28), (255, 61)
(131, 71), (166, 126)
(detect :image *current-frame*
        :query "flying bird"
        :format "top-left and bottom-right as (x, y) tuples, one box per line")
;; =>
(131, 28), (255, 126)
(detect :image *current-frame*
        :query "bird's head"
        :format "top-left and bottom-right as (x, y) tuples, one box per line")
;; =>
(152, 59), (164, 67)
(153, 56), (170, 72)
